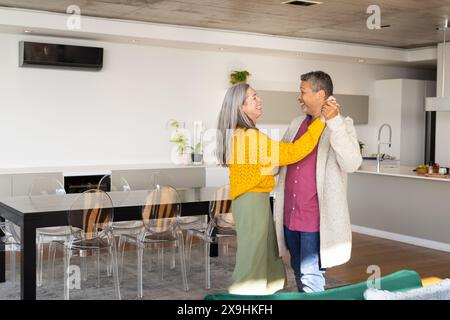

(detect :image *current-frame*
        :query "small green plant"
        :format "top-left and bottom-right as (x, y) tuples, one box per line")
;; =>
(188, 142), (202, 154)
(168, 119), (181, 128)
(230, 70), (251, 85)
(188, 142), (203, 164)
(168, 119), (189, 153)
(170, 133), (188, 153)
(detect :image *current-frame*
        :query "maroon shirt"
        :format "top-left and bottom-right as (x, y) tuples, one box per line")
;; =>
(284, 116), (321, 232)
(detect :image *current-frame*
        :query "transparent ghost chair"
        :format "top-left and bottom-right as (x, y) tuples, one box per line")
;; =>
(29, 177), (71, 288)
(185, 184), (235, 289)
(97, 174), (144, 279)
(141, 171), (179, 272)
(0, 220), (21, 285)
(121, 185), (188, 298)
(149, 172), (207, 270)
(108, 172), (164, 281)
(176, 214), (208, 274)
(0, 176), (69, 287)
(63, 189), (121, 300)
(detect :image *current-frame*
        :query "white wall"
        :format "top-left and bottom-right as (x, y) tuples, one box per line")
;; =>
(400, 80), (435, 166)
(367, 80), (403, 160)
(435, 43), (450, 167)
(360, 79), (433, 165)
(0, 32), (435, 168)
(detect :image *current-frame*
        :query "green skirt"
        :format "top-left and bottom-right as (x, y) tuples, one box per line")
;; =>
(228, 192), (287, 295)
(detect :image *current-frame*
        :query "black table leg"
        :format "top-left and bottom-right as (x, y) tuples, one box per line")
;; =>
(0, 216), (5, 283)
(21, 221), (36, 300)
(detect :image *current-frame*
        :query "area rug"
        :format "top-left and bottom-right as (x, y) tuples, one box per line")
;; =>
(0, 243), (348, 300)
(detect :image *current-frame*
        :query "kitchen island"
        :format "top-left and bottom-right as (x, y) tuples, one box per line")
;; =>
(348, 163), (450, 252)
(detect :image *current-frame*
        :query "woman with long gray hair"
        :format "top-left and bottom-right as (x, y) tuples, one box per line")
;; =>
(216, 83), (335, 295)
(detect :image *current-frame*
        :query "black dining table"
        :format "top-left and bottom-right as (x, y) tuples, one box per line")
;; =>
(0, 187), (221, 300)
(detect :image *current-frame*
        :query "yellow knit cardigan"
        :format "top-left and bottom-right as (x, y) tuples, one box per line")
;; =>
(229, 118), (325, 200)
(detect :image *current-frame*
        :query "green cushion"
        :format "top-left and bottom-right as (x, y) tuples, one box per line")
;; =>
(204, 270), (423, 300)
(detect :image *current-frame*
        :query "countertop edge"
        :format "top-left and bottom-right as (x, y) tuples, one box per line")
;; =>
(0, 163), (218, 175)
(354, 167), (450, 182)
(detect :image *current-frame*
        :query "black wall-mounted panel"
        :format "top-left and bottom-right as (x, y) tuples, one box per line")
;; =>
(19, 41), (103, 71)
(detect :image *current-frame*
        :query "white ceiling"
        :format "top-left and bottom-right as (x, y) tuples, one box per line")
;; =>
(0, 0), (449, 49)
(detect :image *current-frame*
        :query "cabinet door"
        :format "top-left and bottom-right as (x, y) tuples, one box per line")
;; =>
(400, 80), (428, 166)
(334, 94), (369, 125)
(256, 90), (369, 124)
(112, 167), (206, 190)
(205, 167), (229, 187)
(0, 175), (12, 198)
(12, 172), (64, 196)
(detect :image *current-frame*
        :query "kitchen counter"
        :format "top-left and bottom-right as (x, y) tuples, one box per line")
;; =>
(348, 164), (450, 252)
(355, 164), (450, 182)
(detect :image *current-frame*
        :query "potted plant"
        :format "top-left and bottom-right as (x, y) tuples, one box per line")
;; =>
(230, 70), (251, 85)
(168, 119), (191, 164)
(189, 142), (203, 164)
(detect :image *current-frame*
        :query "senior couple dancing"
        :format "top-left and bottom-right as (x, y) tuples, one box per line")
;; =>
(216, 71), (362, 295)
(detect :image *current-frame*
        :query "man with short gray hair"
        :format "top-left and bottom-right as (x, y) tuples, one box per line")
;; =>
(274, 71), (362, 292)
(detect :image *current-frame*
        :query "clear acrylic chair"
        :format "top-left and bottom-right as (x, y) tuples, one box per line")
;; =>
(29, 177), (71, 288)
(122, 185), (188, 298)
(0, 176), (69, 287)
(0, 220), (21, 285)
(185, 184), (235, 289)
(63, 189), (121, 300)
(98, 174), (144, 279)
(136, 171), (179, 272)
(114, 172), (173, 281)
(148, 171), (206, 270)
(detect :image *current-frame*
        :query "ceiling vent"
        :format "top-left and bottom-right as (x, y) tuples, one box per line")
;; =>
(281, 0), (322, 6)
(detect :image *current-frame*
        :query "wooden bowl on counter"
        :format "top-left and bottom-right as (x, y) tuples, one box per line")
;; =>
(416, 167), (428, 175)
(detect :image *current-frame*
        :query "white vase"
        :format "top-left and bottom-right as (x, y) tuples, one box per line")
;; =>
(180, 152), (191, 165)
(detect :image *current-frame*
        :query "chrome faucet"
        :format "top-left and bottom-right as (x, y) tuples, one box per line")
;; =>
(377, 123), (392, 172)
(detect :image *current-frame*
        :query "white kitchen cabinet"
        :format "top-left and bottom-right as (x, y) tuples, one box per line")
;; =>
(0, 172), (64, 198)
(205, 166), (229, 187)
(11, 172), (64, 196)
(112, 167), (205, 190)
(0, 175), (12, 198)
(372, 79), (436, 166)
(257, 90), (369, 125)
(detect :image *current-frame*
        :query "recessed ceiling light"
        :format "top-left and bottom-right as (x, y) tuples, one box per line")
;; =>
(281, 0), (322, 6)
(24, 30), (31, 33)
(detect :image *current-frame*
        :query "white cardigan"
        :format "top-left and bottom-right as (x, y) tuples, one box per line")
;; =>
(273, 114), (362, 268)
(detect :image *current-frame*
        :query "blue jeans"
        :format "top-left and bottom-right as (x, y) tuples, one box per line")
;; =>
(284, 227), (325, 292)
